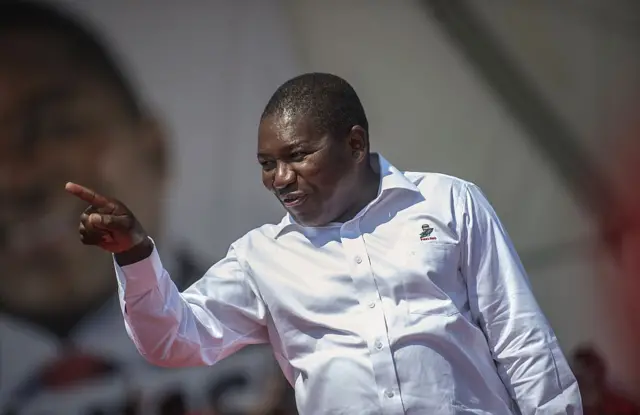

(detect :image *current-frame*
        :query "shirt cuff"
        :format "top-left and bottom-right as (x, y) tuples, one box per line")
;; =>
(114, 238), (165, 297)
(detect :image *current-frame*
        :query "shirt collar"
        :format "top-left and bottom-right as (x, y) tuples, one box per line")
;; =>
(275, 153), (419, 237)
(375, 153), (419, 194)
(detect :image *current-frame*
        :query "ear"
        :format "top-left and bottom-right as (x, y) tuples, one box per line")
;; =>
(347, 125), (368, 164)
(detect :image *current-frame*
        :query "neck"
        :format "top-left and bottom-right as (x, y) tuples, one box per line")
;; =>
(334, 157), (380, 223)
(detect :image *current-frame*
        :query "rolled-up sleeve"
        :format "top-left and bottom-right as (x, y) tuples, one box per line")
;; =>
(460, 183), (582, 414)
(114, 240), (269, 367)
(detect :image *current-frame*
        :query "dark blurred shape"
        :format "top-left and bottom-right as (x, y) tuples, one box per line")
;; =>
(175, 244), (209, 291)
(159, 391), (189, 415)
(204, 370), (298, 415)
(39, 351), (117, 390)
(268, 383), (297, 415)
(3, 348), (119, 414)
(572, 345), (639, 415)
(120, 392), (140, 415)
(207, 373), (249, 415)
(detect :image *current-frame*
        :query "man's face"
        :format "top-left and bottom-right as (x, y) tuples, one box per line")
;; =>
(0, 30), (165, 320)
(257, 114), (360, 227)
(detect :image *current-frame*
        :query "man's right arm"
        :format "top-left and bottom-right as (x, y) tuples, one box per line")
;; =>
(114, 239), (269, 368)
(63, 182), (269, 367)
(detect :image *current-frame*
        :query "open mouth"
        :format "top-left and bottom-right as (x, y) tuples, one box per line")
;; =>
(280, 193), (307, 208)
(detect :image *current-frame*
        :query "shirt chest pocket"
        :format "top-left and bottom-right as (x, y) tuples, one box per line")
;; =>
(398, 241), (465, 316)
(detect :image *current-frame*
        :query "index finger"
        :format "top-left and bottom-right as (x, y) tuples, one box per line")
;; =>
(65, 182), (112, 208)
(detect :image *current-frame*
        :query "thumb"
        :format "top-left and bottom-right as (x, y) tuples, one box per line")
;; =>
(89, 213), (132, 231)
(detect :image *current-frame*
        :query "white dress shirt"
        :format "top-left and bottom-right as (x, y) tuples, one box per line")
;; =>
(115, 154), (582, 415)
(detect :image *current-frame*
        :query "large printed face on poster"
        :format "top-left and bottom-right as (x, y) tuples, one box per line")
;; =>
(0, 3), (295, 414)
(0, 26), (167, 329)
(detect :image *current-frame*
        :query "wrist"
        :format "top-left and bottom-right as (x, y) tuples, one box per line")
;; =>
(114, 237), (154, 266)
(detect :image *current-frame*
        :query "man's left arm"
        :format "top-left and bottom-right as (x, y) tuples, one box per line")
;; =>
(459, 183), (582, 414)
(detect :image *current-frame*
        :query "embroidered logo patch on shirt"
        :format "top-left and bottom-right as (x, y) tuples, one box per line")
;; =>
(419, 224), (437, 241)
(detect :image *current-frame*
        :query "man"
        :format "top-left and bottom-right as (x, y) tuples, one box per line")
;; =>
(68, 73), (583, 414)
(0, 1), (282, 413)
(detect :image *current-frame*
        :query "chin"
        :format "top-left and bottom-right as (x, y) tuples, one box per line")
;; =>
(287, 203), (335, 227)
(292, 214), (331, 228)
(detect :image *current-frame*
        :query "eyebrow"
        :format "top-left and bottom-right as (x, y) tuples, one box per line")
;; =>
(7, 87), (79, 152)
(22, 87), (77, 116)
(0, 86), (74, 127)
(257, 142), (309, 159)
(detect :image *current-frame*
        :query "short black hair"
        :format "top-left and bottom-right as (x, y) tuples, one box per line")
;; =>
(261, 72), (369, 139)
(0, 0), (142, 118)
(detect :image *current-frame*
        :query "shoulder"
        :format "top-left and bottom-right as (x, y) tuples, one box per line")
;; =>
(401, 171), (497, 222)
(404, 170), (476, 203)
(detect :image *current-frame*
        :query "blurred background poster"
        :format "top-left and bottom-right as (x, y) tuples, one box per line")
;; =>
(0, 0), (639, 414)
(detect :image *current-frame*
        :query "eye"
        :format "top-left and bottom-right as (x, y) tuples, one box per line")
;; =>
(23, 113), (87, 145)
(43, 118), (87, 140)
(290, 152), (307, 162)
(259, 160), (276, 171)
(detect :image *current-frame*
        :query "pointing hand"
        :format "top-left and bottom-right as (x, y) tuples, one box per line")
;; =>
(65, 182), (153, 263)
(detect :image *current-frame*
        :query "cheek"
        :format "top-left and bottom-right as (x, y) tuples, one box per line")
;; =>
(100, 145), (165, 230)
(305, 160), (349, 195)
(261, 171), (273, 189)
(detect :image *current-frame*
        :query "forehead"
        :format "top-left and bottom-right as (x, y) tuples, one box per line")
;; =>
(0, 30), (128, 124)
(0, 28), (114, 91)
(257, 113), (323, 154)
(0, 29), (79, 71)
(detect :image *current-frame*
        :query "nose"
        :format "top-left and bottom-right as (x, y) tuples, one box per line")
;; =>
(272, 161), (296, 190)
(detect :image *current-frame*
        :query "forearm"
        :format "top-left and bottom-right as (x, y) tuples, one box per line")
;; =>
(461, 183), (583, 413)
(476, 283), (582, 413)
(114, 240), (269, 367)
(114, 243), (227, 367)
(491, 323), (582, 414)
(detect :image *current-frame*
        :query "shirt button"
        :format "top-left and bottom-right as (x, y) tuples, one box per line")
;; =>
(375, 341), (383, 350)
(355, 256), (362, 264)
(368, 302), (376, 308)
(385, 390), (395, 398)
